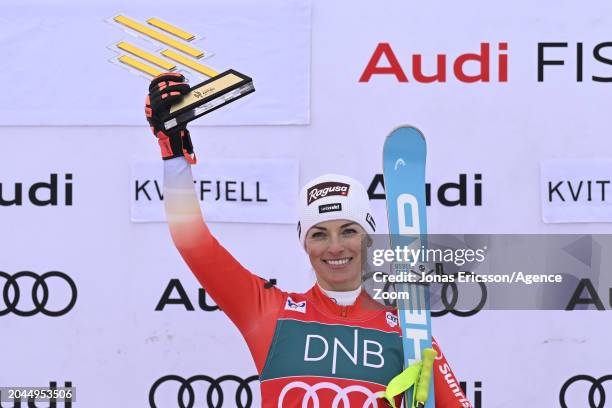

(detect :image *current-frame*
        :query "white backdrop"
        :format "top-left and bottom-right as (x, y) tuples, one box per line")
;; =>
(1, 1), (612, 407)
(0, 0), (310, 125)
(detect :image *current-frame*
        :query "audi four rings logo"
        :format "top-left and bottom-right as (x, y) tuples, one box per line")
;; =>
(0, 271), (77, 317)
(279, 381), (384, 408)
(379, 265), (487, 317)
(430, 267), (488, 318)
(149, 375), (259, 408)
(560, 374), (612, 408)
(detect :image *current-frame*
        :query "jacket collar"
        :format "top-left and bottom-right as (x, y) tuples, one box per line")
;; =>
(308, 284), (385, 318)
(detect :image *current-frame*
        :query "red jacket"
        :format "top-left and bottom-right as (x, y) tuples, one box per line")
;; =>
(163, 158), (472, 407)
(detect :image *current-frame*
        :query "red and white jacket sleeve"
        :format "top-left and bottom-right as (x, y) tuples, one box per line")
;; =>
(162, 157), (285, 372)
(431, 338), (472, 407)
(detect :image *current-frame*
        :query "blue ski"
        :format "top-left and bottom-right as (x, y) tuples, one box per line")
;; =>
(383, 126), (434, 408)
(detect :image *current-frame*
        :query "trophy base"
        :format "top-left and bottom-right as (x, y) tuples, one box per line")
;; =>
(163, 69), (255, 130)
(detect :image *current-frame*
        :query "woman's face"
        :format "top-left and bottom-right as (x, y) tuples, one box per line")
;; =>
(305, 219), (366, 291)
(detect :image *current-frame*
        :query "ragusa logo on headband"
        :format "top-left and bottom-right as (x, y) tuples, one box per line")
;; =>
(307, 182), (350, 205)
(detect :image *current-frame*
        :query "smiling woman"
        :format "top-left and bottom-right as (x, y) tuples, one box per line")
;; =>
(147, 73), (472, 407)
(299, 174), (375, 292)
(305, 219), (365, 291)
(308, 220), (361, 266)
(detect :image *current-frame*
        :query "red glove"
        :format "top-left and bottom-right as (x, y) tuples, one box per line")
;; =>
(145, 72), (196, 164)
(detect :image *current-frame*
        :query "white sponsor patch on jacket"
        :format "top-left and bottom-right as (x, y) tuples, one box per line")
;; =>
(285, 297), (307, 313)
(386, 312), (398, 328)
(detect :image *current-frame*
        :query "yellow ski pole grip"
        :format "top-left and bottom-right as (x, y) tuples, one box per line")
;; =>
(383, 362), (421, 408)
(415, 348), (438, 406)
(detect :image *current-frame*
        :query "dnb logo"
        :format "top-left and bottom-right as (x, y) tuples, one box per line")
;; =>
(149, 375), (259, 408)
(0, 271), (77, 317)
(560, 375), (612, 408)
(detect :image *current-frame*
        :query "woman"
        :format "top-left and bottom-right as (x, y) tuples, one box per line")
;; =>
(146, 73), (472, 407)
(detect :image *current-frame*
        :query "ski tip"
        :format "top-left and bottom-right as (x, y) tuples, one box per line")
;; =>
(382, 125), (427, 157)
(383, 126), (427, 155)
(386, 125), (426, 141)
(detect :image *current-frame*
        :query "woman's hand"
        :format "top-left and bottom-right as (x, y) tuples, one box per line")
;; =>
(145, 72), (196, 163)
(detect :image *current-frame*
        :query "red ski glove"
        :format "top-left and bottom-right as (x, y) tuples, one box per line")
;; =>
(145, 72), (196, 164)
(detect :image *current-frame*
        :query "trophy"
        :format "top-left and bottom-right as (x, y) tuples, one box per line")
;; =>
(162, 69), (254, 130)
(108, 14), (255, 128)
